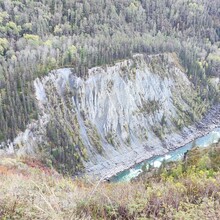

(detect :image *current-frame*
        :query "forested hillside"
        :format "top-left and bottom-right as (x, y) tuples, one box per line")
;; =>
(1, 1), (220, 218)
(0, 0), (220, 142)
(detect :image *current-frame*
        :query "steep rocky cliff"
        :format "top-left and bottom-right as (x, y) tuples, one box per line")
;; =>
(5, 53), (212, 178)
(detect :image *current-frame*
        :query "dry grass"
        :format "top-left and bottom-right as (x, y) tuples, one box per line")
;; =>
(0, 156), (89, 219)
(1, 144), (220, 219)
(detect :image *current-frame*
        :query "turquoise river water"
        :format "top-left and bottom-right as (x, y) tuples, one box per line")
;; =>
(111, 127), (220, 182)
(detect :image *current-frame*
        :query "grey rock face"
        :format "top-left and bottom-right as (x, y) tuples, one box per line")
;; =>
(8, 53), (213, 178)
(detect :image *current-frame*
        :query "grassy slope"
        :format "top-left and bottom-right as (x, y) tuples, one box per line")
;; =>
(1, 143), (220, 219)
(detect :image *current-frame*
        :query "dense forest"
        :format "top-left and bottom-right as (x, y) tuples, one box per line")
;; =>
(0, 0), (220, 142)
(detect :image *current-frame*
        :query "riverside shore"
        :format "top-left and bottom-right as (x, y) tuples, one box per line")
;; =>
(87, 104), (220, 181)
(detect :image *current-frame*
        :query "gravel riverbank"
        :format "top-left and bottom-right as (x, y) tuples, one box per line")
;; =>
(87, 104), (220, 181)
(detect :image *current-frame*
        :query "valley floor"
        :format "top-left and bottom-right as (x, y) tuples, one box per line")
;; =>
(89, 104), (220, 180)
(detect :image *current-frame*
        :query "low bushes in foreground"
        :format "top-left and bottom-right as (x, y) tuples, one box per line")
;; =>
(1, 143), (220, 219)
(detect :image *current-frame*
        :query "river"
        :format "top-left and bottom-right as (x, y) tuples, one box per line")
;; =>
(111, 127), (220, 182)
